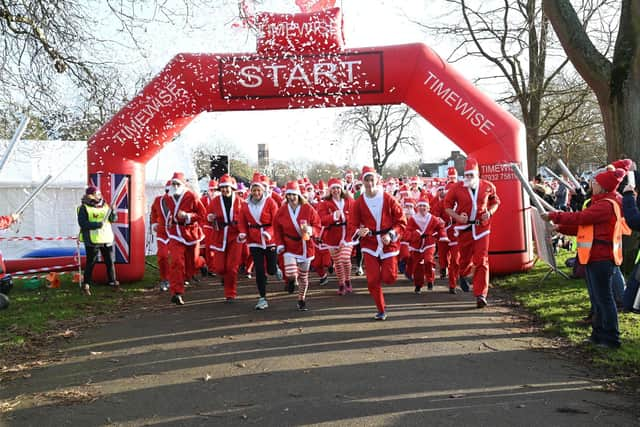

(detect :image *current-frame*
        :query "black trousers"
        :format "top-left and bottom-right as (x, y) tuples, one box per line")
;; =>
(84, 244), (117, 285)
(250, 246), (278, 297)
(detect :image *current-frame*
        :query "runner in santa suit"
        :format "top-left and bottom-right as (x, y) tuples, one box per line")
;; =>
(350, 166), (407, 320)
(206, 174), (245, 302)
(150, 180), (172, 291)
(444, 158), (500, 308)
(431, 167), (458, 281)
(274, 181), (321, 311)
(318, 177), (356, 295)
(310, 179), (332, 286)
(398, 198), (416, 281)
(407, 196), (448, 293)
(165, 172), (206, 305)
(238, 172), (279, 310)
(200, 179), (218, 277)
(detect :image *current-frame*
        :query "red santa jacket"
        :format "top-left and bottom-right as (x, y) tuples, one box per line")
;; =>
(405, 213), (447, 252)
(350, 191), (407, 259)
(206, 194), (244, 252)
(270, 191), (283, 207)
(443, 179), (500, 240)
(317, 197), (356, 248)
(274, 202), (321, 261)
(164, 191), (206, 246)
(150, 195), (169, 244)
(238, 196), (279, 249)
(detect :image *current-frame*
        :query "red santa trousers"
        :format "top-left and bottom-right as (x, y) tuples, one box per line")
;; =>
(157, 240), (169, 281)
(363, 254), (398, 313)
(437, 240), (450, 271)
(412, 247), (436, 287)
(168, 239), (196, 296)
(456, 231), (490, 297)
(447, 243), (460, 290)
(212, 239), (244, 299)
(311, 247), (331, 278)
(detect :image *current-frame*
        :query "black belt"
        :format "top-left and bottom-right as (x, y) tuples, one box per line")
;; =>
(458, 227), (472, 233)
(327, 222), (347, 228)
(285, 233), (302, 241)
(593, 239), (613, 245)
(467, 220), (481, 225)
(370, 228), (391, 236)
(217, 220), (238, 227)
(248, 223), (271, 229)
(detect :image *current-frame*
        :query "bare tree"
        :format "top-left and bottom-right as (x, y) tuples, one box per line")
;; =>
(339, 105), (419, 174)
(416, 0), (616, 177)
(543, 0), (638, 162)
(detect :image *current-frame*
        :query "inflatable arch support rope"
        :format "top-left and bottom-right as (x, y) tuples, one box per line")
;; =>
(87, 8), (533, 282)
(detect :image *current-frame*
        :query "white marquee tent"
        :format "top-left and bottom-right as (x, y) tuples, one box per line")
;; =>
(0, 139), (198, 259)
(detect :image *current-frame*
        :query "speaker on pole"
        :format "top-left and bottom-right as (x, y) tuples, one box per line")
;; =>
(210, 155), (229, 179)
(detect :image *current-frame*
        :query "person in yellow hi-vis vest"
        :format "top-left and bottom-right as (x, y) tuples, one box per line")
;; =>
(541, 167), (626, 349)
(77, 186), (118, 295)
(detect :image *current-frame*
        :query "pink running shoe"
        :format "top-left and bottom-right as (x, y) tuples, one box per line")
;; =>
(337, 285), (346, 296)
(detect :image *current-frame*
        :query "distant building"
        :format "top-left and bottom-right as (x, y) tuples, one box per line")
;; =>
(419, 150), (466, 177)
(258, 143), (270, 169)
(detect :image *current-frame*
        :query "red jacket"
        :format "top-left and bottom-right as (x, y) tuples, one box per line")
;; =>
(238, 196), (279, 249)
(317, 197), (356, 248)
(274, 202), (321, 260)
(549, 192), (621, 263)
(164, 191), (206, 246)
(0, 215), (13, 230)
(150, 195), (169, 243)
(405, 213), (447, 252)
(443, 179), (500, 240)
(350, 191), (407, 259)
(206, 194), (244, 252)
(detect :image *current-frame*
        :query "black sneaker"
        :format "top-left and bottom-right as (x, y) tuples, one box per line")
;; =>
(171, 294), (185, 305)
(459, 277), (470, 292)
(449, 288), (457, 295)
(440, 268), (447, 279)
(476, 296), (488, 308)
(297, 300), (308, 311)
(414, 285), (421, 294)
(427, 282), (433, 290)
(328, 265), (335, 274)
(319, 274), (329, 286)
(287, 278), (297, 294)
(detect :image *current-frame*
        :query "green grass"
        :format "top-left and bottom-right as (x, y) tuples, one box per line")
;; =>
(0, 257), (160, 349)
(494, 248), (640, 383)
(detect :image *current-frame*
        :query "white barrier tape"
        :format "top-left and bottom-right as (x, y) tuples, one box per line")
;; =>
(0, 236), (78, 241)
(11, 263), (80, 276)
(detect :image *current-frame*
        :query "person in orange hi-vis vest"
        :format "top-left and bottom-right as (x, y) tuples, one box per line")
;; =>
(350, 166), (407, 321)
(444, 158), (500, 308)
(542, 166), (626, 349)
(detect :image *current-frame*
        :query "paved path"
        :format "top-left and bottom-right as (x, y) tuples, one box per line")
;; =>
(1, 275), (638, 426)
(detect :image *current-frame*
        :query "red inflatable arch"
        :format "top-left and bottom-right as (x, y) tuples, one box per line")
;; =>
(87, 8), (533, 282)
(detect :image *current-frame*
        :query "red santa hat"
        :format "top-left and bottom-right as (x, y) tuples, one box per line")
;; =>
(316, 180), (326, 191)
(165, 180), (172, 192)
(611, 159), (634, 172)
(447, 166), (457, 178)
(345, 170), (354, 178)
(171, 172), (186, 185)
(328, 177), (342, 189)
(416, 196), (430, 207)
(464, 158), (479, 176)
(285, 180), (303, 197)
(594, 168), (626, 192)
(361, 165), (377, 181)
(410, 176), (420, 185)
(250, 172), (266, 189)
(403, 198), (416, 207)
(218, 173), (237, 190)
(208, 179), (218, 190)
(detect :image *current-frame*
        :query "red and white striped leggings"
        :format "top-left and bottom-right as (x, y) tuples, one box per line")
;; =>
(284, 255), (311, 300)
(329, 246), (352, 285)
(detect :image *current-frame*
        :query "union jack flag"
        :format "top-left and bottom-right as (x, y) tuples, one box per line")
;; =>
(89, 173), (131, 263)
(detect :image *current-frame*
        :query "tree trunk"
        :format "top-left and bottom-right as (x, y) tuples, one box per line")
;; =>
(601, 77), (640, 161)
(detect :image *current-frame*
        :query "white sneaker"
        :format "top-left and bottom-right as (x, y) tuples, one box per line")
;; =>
(276, 267), (283, 281)
(255, 297), (268, 310)
(160, 280), (169, 292)
(356, 267), (364, 276)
